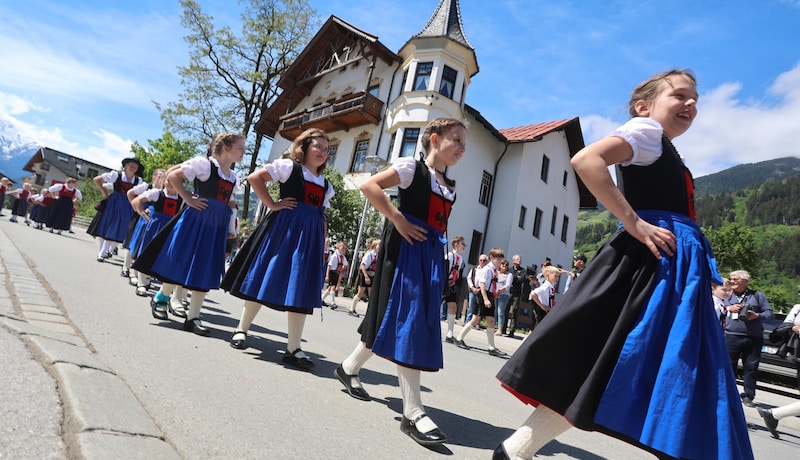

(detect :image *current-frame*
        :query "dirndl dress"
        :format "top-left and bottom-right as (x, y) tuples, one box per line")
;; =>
(89, 174), (140, 242)
(129, 191), (182, 259)
(221, 161), (331, 314)
(47, 186), (77, 231)
(496, 132), (752, 460)
(132, 159), (235, 292)
(358, 158), (454, 371)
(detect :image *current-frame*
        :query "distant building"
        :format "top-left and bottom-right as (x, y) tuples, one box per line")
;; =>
(254, 0), (596, 273)
(22, 147), (112, 187)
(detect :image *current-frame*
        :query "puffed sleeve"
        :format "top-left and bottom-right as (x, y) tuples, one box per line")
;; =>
(607, 117), (663, 167)
(263, 158), (295, 184)
(74, 189), (82, 201)
(141, 188), (162, 202)
(392, 157), (418, 189)
(322, 180), (335, 209)
(101, 170), (119, 183)
(131, 182), (150, 195)
(181, 157), (212, 182)
(48, 184), (64, 194)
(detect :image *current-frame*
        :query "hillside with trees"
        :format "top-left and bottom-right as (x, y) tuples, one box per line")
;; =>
(575, 157), (800, 312)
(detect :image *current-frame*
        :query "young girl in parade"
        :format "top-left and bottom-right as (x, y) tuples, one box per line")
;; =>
(442, 236), (465, 343)
(122, 170), (165, 282)
(221, 128), (333, 370)
(348, 239), (380, 318)
(0, 177), (10, 216)
(129, 169), (182, 297)
(133, 132), (243, 336)
(28, 188), (51, 230)
(335, 118), (465, 446)
(47, 178), (82, 235)
(89, 157), (144, 261)
(8, 182), (32, 223)
(494, 70), (753, 460)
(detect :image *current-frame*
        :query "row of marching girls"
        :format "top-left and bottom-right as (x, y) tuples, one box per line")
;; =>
(2, 177), (82, 233)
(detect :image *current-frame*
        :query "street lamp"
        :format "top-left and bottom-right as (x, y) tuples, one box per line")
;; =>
(347, 155), (387, 286)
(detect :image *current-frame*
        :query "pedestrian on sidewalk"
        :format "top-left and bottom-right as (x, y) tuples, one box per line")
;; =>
(336, 118), (466, 446)
(442, 235), (465, 343)
(221, 128), (333, 370)
(133, 132), (243, 336)
(494, 69), (753, 460)
(349, 239), (380, 318)
(758, 302), (800, 439)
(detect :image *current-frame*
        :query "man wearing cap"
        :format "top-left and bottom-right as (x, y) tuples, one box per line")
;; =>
(562, 254), (587, 294)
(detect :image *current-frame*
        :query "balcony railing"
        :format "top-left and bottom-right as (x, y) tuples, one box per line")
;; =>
(279, 91), (383, 139)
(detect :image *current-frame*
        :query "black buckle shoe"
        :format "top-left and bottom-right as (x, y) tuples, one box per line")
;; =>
(757, 407), (780, 439)
(230, 330), (248, 349)
(492, 443), (510, 460)
(183, 317), (210, 336)
(455, 339), (470, 350)
(282, 349), (314, 370)
(400, 415), (447, 445)
(150, 297), (168, 320)
(444, 336), (455, 344)
(335, 364), (370, 401)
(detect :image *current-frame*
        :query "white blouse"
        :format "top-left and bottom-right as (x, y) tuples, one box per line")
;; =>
(392, 157), (456, 201)
(262, 158), (334, 209)
(180, 157), (240, 199)
(48, 183), (83, 201)
(101, 170), (142, 186)
(608, 117), (667, 167)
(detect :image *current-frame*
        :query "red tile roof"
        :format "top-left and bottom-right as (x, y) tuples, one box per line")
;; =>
(499, 118), (577, 143)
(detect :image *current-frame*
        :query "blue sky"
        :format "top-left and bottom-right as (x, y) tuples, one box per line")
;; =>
(1, 0), (799, 177)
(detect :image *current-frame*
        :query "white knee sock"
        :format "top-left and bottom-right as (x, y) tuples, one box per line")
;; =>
(397, 366), (440, 434)
(772, 401), (800, 420)
(137, 272), (150, 288)
(237, 300), (262, 332)
(287, 312), (306, 352)
(503, 406), (571, 458)
(322, 289), (332, 303)
(160, 282), (177, 297)
(186, 291), (206, 320)
(457, 321), (473, 341)
(124, 251), (133, 269)
(446, 313), (455, 337)
(342, 341), (373, 375)
(351, 295), (359, 312)
(99, 240), (113, 257)
(486, 325), (497, 349)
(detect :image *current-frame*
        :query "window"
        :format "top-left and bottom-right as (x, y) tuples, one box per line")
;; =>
(87, 168), (98, 178)
(550, 206), (558, 235)
(518, 206), (527, 229)
(326, 144), (338, 167)
(401, 69), (408, 92)
(468, 230), (483, 265)
(414, 62), (433, 91)
(541, 155), (550, 183)
(368, 85), (379, 97)
(58, 155), (69, 162)
(399, 128), (420, 158)
(479, 170), (493, 206)
(350, 140), (370, 173)
(561, 215), (570, 243)
(439, 65), (457, 98)
(533, 208), (543, 238)
(387, 132), (396, 157)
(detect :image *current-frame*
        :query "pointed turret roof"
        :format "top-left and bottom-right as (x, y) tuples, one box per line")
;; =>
(413, 0), (473, 49)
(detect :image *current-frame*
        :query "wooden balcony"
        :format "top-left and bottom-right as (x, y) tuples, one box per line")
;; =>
(279, 91), (383, 139)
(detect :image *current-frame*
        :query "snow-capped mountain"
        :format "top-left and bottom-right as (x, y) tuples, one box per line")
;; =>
(0, 120), (40, 183)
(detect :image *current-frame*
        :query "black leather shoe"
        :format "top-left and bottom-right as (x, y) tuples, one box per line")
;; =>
(230, 330), (248, 350)
(444, 336), (455, 344)
(335, 364), (370, 401)
(168, 303), (187, 318)
(400, 415), (447, 445)
(492, 443), (510, 460)
(455, 339), (470, 350)
(488, 348), (508, 358)
(150, 297), (168, 320)
(282, 349), (314, 370)
(348, 310), (359, 317)
(183, 317), (210, 336)
(758, 407), (780, 439)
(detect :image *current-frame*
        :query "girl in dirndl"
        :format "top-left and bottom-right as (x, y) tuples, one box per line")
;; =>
(47, 177), (82, 234)
(133, 132), (243, 336)
(222, 128), (333, 370)
(336, 118), (466, 446)
(89, 157), (144, 261)
(494, 69), (753, 460)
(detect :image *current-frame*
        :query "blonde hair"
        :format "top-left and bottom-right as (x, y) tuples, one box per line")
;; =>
(628, 69), (696, 117)
(282, 128), (330, 174)
(542, 266), (561, 277)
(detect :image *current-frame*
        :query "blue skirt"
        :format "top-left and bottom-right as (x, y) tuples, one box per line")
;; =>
(29, 204), (49, 224)
(221, 202), (325, 313)
(497, 211), (752, 460)
(92, 192), (134, 242)
(367, 213), (447, 371)
(132, 200), (231, 291)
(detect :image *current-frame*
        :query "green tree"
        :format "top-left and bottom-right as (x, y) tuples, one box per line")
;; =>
(705, 222), (758, 277)
(130, 131), (198, 178)
(156, 0), (319, 223)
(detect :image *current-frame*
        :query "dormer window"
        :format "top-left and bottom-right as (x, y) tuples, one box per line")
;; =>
(439, 66), (457, 99)
(414, 62), (433, 91)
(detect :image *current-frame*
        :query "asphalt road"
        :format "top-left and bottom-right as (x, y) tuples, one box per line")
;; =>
(1, 218), (799, 459)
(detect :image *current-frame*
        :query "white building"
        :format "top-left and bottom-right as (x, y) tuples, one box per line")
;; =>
(254, 0), (596, 274)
